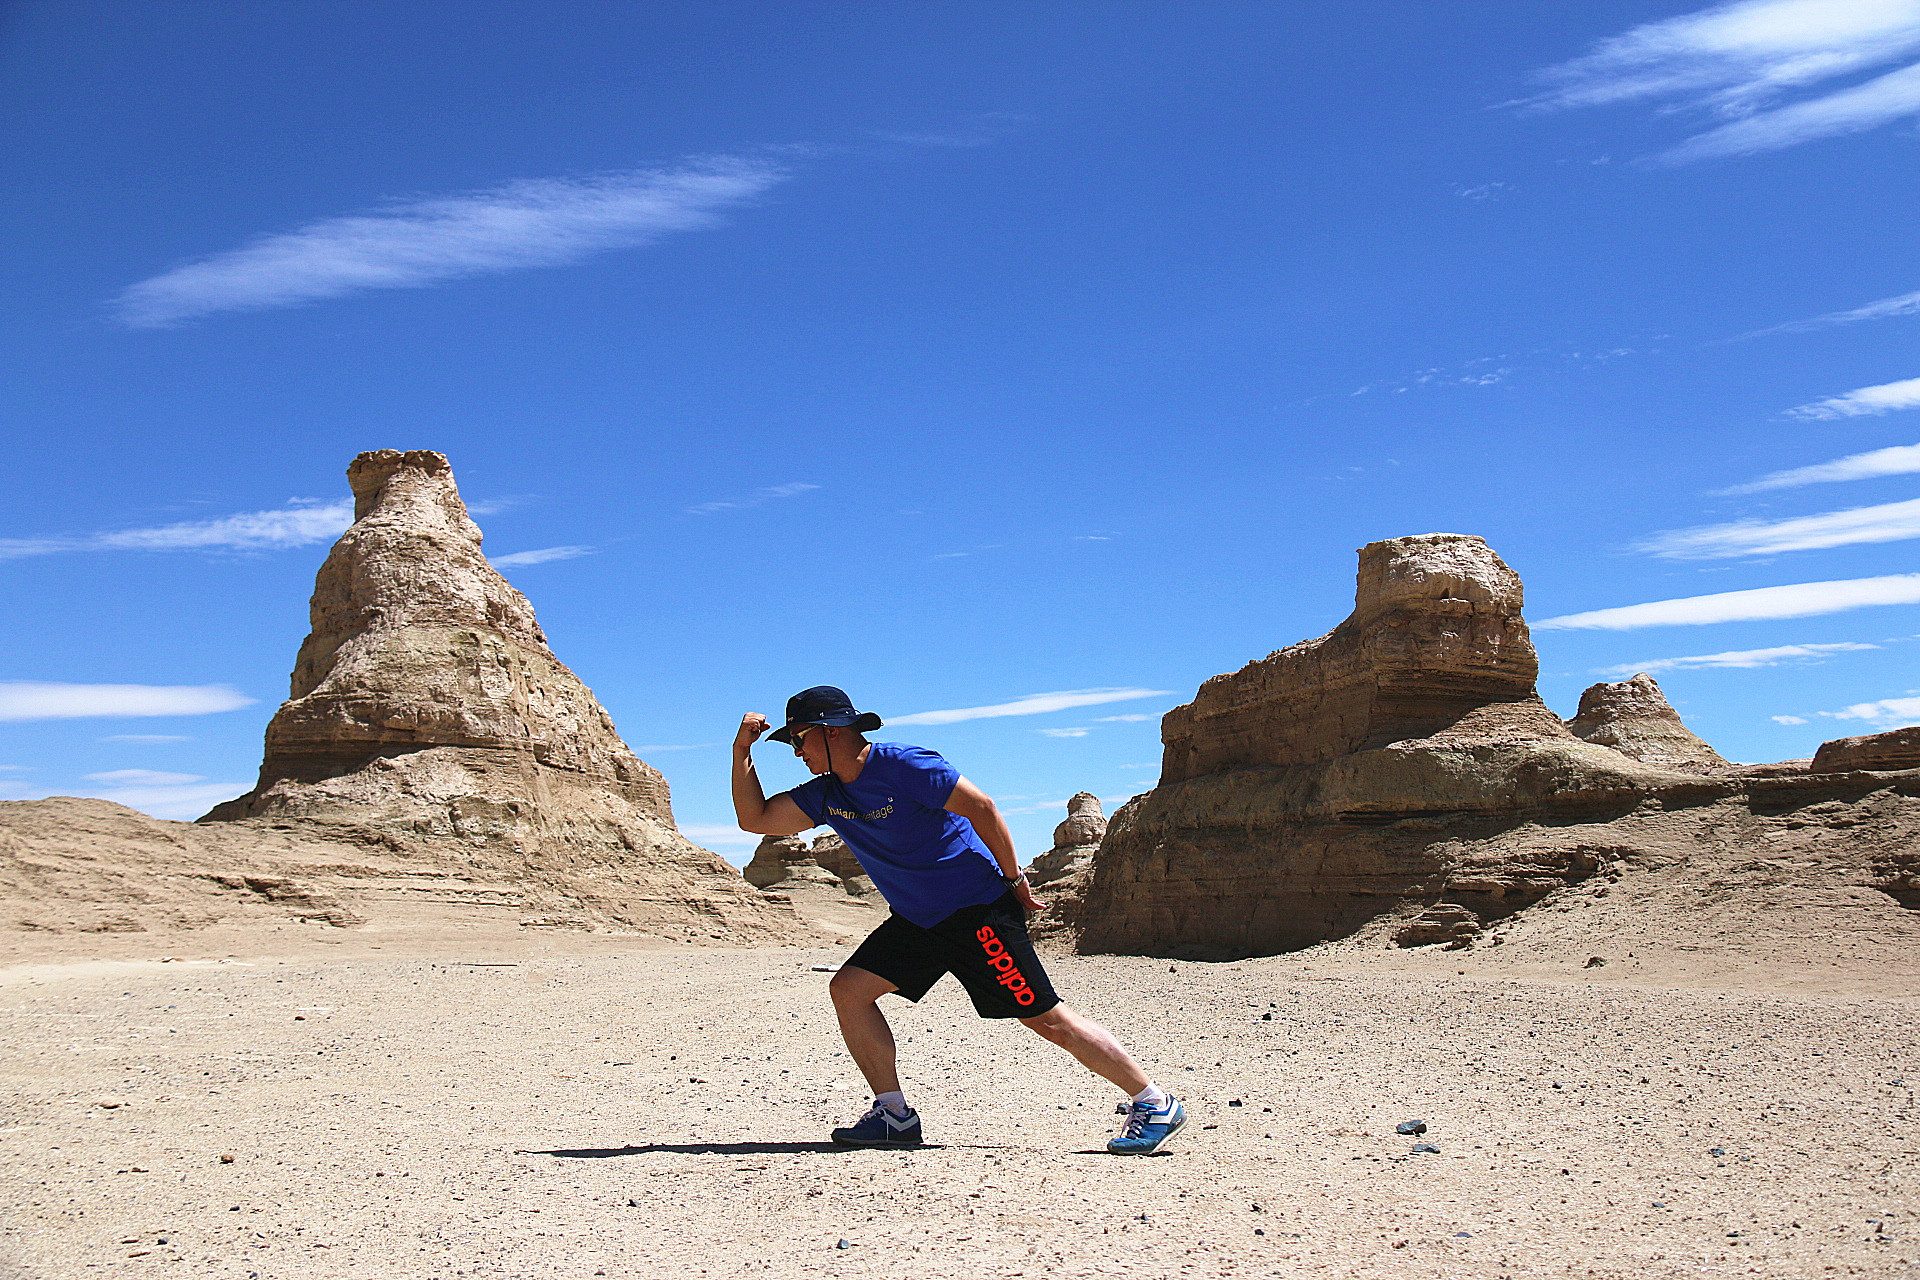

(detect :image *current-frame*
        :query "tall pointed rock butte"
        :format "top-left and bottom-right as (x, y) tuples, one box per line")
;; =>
(205, 449), (793, 940)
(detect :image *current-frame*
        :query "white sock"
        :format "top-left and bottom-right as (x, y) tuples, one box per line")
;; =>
(875, 1090), (909, 1116)
(1131, 1083), (1169, 1110)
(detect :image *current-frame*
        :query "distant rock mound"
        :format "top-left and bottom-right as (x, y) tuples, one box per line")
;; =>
(3, 450), (800, 948)
(1813, 725), (1920, 774)
(1074, 533), (1920, 965)
(1, 798), (535, 937)
(1565, 674), (1726, 771)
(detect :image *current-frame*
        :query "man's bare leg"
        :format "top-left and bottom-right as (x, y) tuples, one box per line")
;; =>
(1019, 1004), (1151, 1095)
(828, 965), (902, 1095)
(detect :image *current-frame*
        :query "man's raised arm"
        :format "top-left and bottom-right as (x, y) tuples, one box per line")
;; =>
(731, 712), (815, 836)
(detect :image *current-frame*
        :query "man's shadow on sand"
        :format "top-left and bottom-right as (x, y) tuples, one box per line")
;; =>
(527, 1141), (1141, 1158)
(528, 1141), (970, 1158)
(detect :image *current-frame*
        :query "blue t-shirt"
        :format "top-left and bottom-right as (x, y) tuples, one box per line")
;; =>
(786, 742), (1006, 927)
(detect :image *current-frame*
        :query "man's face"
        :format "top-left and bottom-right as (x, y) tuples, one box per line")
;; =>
(791, 724), (833, 774)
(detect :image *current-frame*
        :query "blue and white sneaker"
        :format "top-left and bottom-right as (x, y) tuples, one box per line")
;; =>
(830, 1102), (923, 1148)
(1107, 1095), (1186, 1155)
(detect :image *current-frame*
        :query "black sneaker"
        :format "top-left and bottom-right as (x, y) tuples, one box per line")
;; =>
(830, 1102), (923, 1148)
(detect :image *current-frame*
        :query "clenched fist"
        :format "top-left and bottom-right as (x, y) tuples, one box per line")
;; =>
(735, 712), (770, 750)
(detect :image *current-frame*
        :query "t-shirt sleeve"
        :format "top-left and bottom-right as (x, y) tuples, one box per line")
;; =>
(886, 745), (961, 811)
(785, 778), (826, 825)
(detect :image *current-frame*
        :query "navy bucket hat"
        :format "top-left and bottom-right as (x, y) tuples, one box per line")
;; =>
(767, 685), (884, 744)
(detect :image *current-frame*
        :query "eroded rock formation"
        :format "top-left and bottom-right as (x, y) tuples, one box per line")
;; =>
(165, 449), (801, 942)
(1024, 793), (1107, 941)
(1075, 533), (1920, 963)
(1565, 674), (1726, 771)
(741, 833), (877, 938)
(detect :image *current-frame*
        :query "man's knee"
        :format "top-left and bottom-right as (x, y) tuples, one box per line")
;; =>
(829, 966), (893, 1006)
(1019, 1005), (1074, 1039)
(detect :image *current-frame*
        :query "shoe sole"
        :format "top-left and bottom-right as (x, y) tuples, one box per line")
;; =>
(830, 1135), (923, 1149)
(1107, 1108), (1187, 1156)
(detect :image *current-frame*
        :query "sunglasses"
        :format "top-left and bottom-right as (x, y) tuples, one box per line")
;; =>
(789, 725), (816, 754)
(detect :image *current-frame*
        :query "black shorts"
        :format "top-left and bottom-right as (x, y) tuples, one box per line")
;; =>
(844, 891), (1061, 1020)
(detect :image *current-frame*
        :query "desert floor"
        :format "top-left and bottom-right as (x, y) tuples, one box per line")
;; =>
(1, 927), (1914, 1280)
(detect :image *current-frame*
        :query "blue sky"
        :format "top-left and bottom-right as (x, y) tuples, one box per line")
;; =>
(5, 0), (1920, 858)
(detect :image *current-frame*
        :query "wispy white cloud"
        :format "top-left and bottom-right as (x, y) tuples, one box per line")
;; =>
(889, 688), (1175, 727)
(1819, 693), (1920, 724)
(73, 779), (248, 822)
(1771, 714), (1810, 723)
(1664, 57), (1920, 161)
(85, 768), (205, 786)
(1744, 287), (1920, 336)
(678, 822), (763, 851)
(1594, 641), (1879, 675)
(99, 734), (192, 743)
(1454, 182), (1514, 201)
(0, 682), (256, 721)
(1719, 442), (1920, 492)
(1093, 713), (1158, 722)
(1538, 572), (1920, 629)
(1633, 496), (1920, 558)
(1352, 357), (1514, 396)
(1786, 375), (1920, 419)
(9, 773), (247, 820)
(490, 545), (594, 568)
(1348, 345), (1640, 397)
(1036, 727), (1090, 738)
(684, 482), (820, 515)
(464, 495), (534, 516)
(1527, 0), (1920, 162)
(115, 157), (785, 327)
(0, 500), (352, 560)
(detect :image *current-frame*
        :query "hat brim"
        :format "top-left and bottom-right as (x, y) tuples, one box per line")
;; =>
(768, 711), (882, 744)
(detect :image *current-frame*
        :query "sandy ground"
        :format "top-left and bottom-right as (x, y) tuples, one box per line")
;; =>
(1, 927), (1915, 1280)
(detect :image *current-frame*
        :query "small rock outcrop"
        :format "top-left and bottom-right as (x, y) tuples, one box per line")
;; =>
(1027, 793), (1107, 886)
(742, 834), (877, 938)
(1813, 725), (1920, 774)
(1566, 674), (1726, 771)
(1074, 533), (1920, 964)
(193, 450), (795, 941)
(1024, 793), (1108, 941)
(806, 833), (874, 895)
(743, 836), (814, 889)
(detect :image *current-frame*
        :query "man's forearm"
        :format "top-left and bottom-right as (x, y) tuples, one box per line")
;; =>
(970, 806), (1022, 881)
(731, 749), (769, 828)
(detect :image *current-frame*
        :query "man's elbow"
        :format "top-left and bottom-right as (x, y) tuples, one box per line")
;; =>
(950, 798), (997, 825)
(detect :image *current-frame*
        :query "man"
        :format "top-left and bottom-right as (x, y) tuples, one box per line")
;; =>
(731, 685), (1185, 1155)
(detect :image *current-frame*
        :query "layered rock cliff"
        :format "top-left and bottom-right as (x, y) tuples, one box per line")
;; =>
(1075, 533), (1920, 963)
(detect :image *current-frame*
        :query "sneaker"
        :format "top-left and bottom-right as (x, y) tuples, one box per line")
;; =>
(1107, 1095), (1186, 1155)
(830, 1102), (923, 1148)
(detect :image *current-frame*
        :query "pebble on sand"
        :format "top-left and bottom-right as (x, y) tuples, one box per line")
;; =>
(1412, 1143), (1440, 1154)
(1396, 1119), (1426, 1135)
